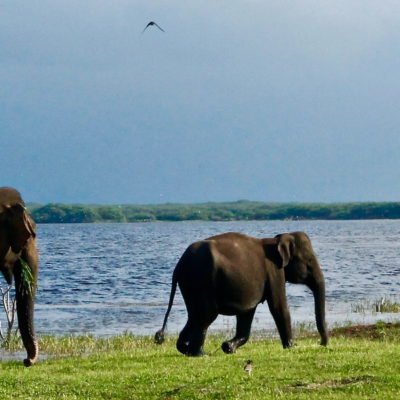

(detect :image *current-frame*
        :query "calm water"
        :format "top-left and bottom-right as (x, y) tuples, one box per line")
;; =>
(5, 220), (400, 336)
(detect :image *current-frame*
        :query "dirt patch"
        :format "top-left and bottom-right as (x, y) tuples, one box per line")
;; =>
(330, 322), (400, 340)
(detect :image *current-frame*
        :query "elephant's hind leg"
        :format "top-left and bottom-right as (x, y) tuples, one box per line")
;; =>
(177, 266), (218, 356)
(222, 308), (256, 354)
(177, 311), (218, 356)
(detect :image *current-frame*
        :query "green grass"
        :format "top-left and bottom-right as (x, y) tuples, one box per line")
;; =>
(0, 323), (399, 399)
(352, 297), (400, 314)
(374, 298), (400, 313)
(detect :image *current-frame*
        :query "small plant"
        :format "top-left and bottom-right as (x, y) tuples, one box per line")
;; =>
(351, 297), (400, 314)
(374, 297), (400, 313)
(0, 283), (18, 349)
(351, 300), (370, 314)
(0, 257), (34, 350)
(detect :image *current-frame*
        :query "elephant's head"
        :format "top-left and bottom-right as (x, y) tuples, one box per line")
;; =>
(274, 231), (318, 278)
(0, 187), (39, 366)
(0, 187), (36, 284)
(275, 231), (328, 345)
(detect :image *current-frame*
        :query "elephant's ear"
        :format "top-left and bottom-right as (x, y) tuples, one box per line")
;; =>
(276, 234), (295, 268)
(3, 203), (36, 253)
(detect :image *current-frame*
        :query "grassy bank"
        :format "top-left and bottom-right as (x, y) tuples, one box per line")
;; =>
(0, 323), (399, 399)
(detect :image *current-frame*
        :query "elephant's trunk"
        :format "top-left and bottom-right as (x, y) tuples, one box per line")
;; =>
(310, 276), (328, 346)
(14, 244), (39, 366)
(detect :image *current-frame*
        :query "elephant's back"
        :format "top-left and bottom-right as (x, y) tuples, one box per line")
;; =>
(176, 240), (214, 279)
(175, 240), (217, 304)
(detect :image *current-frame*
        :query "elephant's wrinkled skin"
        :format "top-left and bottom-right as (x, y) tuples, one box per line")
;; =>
(0, 187), (38, 366)
(155, 231), (327, 356)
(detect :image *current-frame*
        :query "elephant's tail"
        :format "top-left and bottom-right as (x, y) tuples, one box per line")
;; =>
(154, 269), (178, 345)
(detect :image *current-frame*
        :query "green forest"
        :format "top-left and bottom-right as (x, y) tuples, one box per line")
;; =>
(28, 201), (400, 223)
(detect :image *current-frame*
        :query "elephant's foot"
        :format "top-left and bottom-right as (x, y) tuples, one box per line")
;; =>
(23, 340), (39, 367)
(182, 348), (205, 357)
(154, 329), (165, 345)
(221, 340), (236, 354)
(282, 339), (294, 349)
(23, 354), (38, 367)
(222, 336), (249, 354)
(320, 336), (328, 346)
(187, 349), (205, 357)
(23, 358), (35, 367)
(177, 340), (205, 357)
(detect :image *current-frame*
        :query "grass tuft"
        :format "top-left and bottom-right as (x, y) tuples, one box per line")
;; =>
(18, 257), (35, 296)
(374, 298), (400, 313)
(351, 297), (400, 314)
(38, 332), (157, 357)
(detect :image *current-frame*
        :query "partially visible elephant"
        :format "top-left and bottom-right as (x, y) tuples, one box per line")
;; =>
(0, 187), (38, 366)
(155, 231), (327, 356)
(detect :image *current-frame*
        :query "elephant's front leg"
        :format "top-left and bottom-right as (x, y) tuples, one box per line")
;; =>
(266, 286), (293, 349)
(222, 308), (256, 354)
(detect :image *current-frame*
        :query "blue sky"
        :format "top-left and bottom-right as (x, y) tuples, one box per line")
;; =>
(1, 1), (400, 204)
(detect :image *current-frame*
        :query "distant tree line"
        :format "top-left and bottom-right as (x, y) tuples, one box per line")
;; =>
(27, 201), (400, 223)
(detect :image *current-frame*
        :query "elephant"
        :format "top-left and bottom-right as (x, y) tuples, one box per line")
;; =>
(0, 187), (38, 366)
(155, 231), (327, 356)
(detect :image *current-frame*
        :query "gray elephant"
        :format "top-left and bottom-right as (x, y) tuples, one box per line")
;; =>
(0, 187), (38, 366)
(155, 231), (327, 356)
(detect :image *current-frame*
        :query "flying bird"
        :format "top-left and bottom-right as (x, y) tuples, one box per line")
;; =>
(142, 21), (165, 33)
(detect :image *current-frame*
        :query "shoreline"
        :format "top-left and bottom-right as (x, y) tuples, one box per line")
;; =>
(1, 321), (398, 362)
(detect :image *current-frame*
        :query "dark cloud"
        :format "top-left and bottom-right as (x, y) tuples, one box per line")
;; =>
(1, 1), (400, 203)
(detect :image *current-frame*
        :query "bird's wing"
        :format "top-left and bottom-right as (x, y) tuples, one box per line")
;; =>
(142, 22), (152, 33)
(154, 22), (165, 32)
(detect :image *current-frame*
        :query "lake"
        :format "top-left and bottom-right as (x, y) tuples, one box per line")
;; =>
(3, 220), (399, 337)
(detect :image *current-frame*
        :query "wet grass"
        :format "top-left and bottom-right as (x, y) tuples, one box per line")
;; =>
(0, 323), (399, 399)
